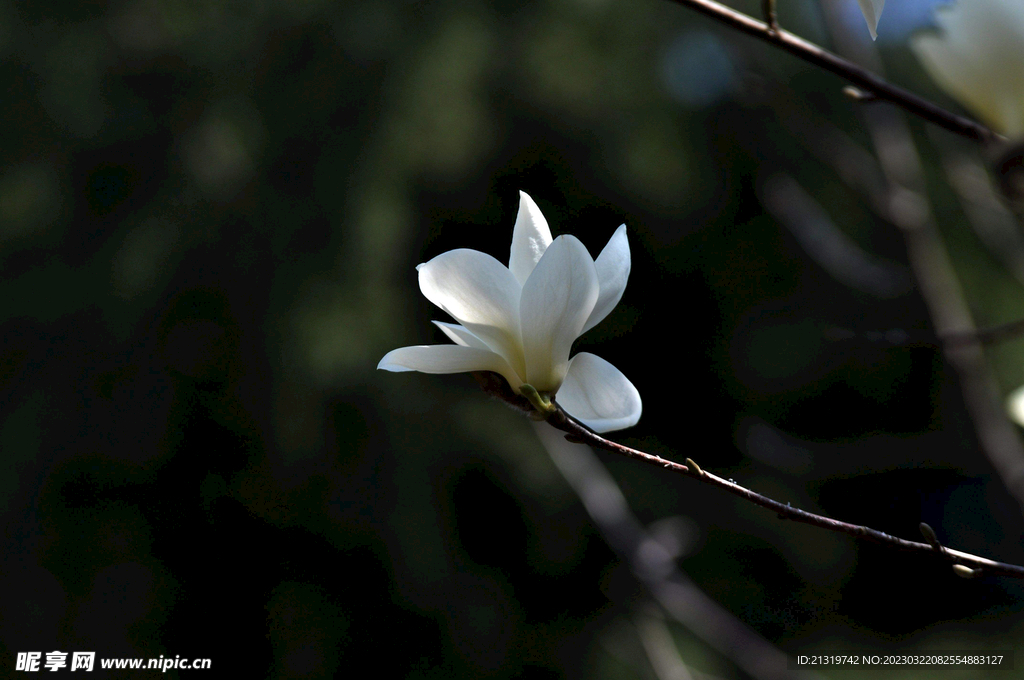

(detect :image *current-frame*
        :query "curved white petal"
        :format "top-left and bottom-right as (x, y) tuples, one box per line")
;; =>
(582, 225), (630, 334)
(1008, 383), (1024, 428)
(911, 1), (1024, 138)
(432, 321), (491, 350)
(418, 248), (525, 375)
(520, 235), (599, 391)
(556, 352), (641, 433)
(509, 191), (554, 286)
(377, 344), (522, 390)
(856, 0), (885, 40)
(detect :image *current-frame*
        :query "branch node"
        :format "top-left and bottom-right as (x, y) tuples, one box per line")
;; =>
(760, 0), (778, 33)
(952, 564), (982, 579)
(919, 522), (944, 553)
(843, 85), (876, 102)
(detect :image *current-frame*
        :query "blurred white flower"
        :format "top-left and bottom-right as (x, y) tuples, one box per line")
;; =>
(857, 0), (886, 40)
(1008, 384), (1024, 428)
(911, 0), (1024, 138)
(378, 191), (641, 432)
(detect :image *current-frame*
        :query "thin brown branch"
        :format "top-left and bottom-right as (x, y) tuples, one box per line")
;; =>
(535, 423), (817, 680)
(665, 0), (1004, 145)
(543, 403), (1024, 580)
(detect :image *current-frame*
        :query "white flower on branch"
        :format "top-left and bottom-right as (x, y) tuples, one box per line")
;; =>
(911, 0), (1024, 138)
(378, 191), (641, 433)
(856, 0), (886, 40)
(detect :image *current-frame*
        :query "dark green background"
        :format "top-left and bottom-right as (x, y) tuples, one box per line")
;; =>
(2, 0), (1022, 677)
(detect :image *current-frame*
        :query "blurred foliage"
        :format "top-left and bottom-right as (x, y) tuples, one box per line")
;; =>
(2, 0), (1024, 677)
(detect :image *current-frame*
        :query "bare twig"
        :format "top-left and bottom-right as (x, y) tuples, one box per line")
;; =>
(535, 423), (818, 680)
(665, 0), (1003, 145)
(540, 403), (1024, 579)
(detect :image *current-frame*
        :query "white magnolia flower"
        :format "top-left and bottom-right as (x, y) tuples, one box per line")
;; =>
(857, 0), (886, 40)
(378, 191), (641, 433)
(911, 0), (1024, 138)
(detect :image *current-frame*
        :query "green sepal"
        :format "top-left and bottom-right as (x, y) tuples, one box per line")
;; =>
(519, 384), (556, 417)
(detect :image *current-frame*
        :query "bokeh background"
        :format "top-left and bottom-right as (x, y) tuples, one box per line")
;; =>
(2, 0), (1024, 677)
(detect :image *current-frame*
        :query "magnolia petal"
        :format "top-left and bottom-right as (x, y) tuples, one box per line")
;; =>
(911, 1), (1024, 138)
(582, 224), (630, 335)
(418, 248), (525, 374)
(509, 191), (554, 286)
(856, 0), (885, 40)
(520, 235), (599, 391)
(432, 321), (491, 350)
(1008, 384), (1024, 428)
(556, 352), (641, 433)
(377, 344), (522, 390)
